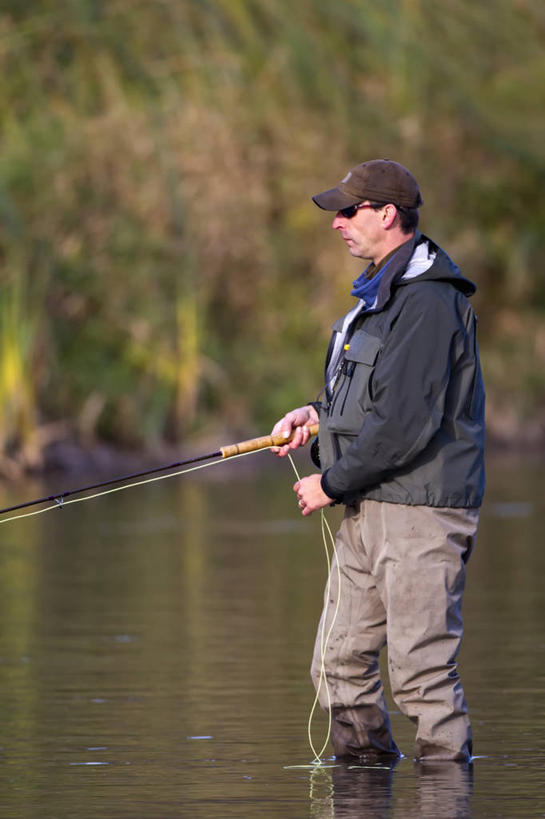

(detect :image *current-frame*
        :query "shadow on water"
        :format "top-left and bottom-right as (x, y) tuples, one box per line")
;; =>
(0, 449), (544, 817)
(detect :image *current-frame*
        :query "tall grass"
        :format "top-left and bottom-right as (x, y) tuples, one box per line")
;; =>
(0, 0), (544, 459)
(0, 274), (39, 474)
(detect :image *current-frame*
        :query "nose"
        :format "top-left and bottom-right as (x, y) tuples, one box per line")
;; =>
(332, 213), (345, 229)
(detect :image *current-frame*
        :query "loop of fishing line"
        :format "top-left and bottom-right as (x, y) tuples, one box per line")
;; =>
(287, 453), (341, 766)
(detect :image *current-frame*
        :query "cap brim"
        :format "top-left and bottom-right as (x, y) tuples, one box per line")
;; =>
(312, 187), (362, 211)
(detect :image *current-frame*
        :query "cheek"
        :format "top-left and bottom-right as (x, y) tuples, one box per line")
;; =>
(352, 226), (370, 246)
(366, 222), (381, 243)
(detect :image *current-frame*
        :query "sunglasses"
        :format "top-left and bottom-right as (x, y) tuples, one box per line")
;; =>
(338, 202), (386, 219)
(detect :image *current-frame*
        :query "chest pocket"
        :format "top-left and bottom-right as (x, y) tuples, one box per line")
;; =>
(327, 330), (383, 435)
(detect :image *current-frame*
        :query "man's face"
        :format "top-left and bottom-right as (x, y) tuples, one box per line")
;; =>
(331, 202), (385, 261)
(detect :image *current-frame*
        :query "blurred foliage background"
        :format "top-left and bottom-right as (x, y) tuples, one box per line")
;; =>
(0, 0), (544, 474)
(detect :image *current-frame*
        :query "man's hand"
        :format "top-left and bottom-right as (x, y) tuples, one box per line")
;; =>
(294, 474), (334, 516)
(270, 405), (319, 457)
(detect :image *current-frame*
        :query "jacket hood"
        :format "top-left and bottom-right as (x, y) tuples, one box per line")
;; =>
(402, 233), (477, 296)
(372, 233), (476, 313)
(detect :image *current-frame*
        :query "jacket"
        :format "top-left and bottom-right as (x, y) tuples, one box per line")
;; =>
(317, 233), (486, 508)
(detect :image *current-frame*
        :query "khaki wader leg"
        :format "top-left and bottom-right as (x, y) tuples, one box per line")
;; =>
(310, 505), (400, 758)
(311, 500), (478, 762)
(373, 502), (478, 762)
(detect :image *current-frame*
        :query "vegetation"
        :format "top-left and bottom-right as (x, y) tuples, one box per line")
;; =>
(1, 0), (544, 472)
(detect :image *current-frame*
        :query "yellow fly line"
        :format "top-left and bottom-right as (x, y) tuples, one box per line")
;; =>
(287, 453), (341, 767)
(0, 450), (261, 525)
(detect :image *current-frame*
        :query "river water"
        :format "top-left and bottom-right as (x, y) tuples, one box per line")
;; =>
(0, 448), (544, 817)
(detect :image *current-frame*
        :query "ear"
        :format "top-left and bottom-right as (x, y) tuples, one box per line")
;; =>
(382, 204), (398, 230)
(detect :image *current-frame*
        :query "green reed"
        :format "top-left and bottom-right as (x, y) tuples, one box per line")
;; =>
(0, 274), (39, 474)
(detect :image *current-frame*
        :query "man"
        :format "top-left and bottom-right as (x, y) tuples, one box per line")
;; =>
(272, 159), (485, 763)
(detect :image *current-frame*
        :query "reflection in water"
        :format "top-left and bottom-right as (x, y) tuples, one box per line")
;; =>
(307, 760), (473, 819)
(321, 762), (394, 819)
(0, 452), (544, 817)
(309, 765), (336, 818)
(410, 762), (473, 819)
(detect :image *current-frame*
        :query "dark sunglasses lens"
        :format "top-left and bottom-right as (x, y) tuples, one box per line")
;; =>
(340, 204), (358, 218)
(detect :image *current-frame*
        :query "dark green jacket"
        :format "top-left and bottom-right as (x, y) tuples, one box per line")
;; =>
(318, 234), (485, 508)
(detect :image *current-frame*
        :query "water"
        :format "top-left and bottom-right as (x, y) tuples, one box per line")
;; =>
(0, 450), (544, 817)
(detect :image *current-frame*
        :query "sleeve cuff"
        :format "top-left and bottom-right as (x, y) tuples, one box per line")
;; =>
(308, 400), (322, 415)
(321, 469), (344, 506)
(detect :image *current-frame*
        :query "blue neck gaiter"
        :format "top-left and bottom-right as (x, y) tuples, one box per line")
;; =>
(351, 259), (391, 310)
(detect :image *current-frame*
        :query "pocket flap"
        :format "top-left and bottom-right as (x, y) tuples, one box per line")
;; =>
(345, 330), (382, 365)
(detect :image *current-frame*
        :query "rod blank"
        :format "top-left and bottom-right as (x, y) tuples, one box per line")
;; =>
(0, 424), (320, 517)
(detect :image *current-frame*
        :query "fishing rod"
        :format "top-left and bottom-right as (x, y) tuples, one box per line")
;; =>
(0, 424), (319, 517)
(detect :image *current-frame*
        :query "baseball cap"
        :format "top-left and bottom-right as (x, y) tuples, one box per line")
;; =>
(312, 159), (423, 210)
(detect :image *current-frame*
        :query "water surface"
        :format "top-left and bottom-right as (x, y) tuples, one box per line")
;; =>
(0, 450), (544, 817)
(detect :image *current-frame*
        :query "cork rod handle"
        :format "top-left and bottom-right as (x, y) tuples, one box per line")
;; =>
(220, 423), (319, 459)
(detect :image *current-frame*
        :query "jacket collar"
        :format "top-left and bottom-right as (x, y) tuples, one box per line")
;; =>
(368, 232), (422, 313)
